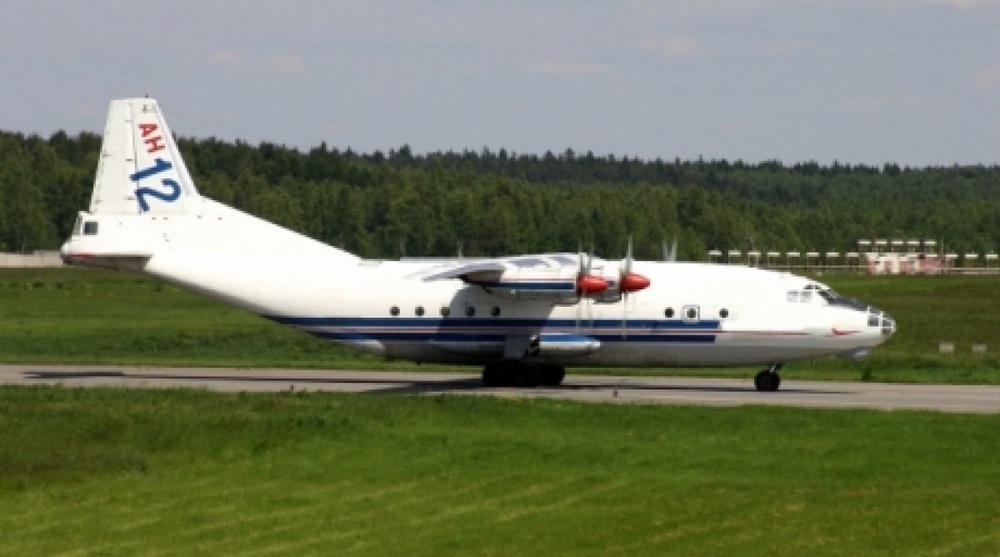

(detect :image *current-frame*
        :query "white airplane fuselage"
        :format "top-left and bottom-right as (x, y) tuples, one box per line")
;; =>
(60, 98), (896, 390)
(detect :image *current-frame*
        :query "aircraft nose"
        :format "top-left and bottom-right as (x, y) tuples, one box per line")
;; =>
(867, 306), (895, 338)
(880, 312), (896, 338)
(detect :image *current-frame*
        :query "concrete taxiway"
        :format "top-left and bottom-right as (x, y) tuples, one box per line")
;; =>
(2, 364), (999, 414)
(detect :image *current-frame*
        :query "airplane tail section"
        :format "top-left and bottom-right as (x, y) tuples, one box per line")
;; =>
(62, 98), (359, 279)
(89, 98), (201, 215)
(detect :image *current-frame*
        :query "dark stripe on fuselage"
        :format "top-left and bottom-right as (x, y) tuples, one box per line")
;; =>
(265, 316), (720, 345)
(476, 280), (576, 291)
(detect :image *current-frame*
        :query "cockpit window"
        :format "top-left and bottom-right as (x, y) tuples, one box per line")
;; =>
(818, 287), (869, 311)
(788, 287), (826, 305)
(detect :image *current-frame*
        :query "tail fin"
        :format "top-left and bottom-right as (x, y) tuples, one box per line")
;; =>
(64, 97), (359, 270)
(90, 98), (200, 215)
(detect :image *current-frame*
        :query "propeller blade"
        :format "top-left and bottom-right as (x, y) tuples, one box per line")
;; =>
(587, 241), (594, 275)
(663, 238), (678, 262)
(576, 240), (609, 296)
(620, 234), (650, 294)
(621, 288), (628, 338)
(622, 235), (634, 338)
(619, 234), (651, 337)
(624, 235), (634, 273)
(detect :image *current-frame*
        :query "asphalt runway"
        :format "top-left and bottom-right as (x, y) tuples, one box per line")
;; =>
(2, 364), (999, 414)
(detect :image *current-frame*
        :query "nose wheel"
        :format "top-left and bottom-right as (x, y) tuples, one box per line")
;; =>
(754, 364), (782, 392)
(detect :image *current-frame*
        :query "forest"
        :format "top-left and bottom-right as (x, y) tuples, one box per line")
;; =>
(1, 129), (999, 261)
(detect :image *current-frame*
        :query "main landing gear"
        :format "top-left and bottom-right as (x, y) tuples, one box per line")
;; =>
(754, 363), (783, 392)
(481, 361), (566, 388)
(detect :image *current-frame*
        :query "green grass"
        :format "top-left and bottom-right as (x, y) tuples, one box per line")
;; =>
(797, 274), (1000, 382)
(2, 268), (1000, 383)
(0, 268), (390, 368)
(1, 386), (998, 556)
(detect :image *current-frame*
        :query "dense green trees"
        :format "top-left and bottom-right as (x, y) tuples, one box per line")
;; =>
(1, 129), (998, 260)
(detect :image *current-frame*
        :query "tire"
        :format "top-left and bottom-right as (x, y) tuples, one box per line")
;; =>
(538, 365), (566, 387)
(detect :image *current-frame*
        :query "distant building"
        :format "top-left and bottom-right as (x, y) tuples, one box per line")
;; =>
(863, 252), (949, 275)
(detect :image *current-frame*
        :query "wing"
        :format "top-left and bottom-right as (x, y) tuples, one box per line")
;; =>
(421, 259), (507, 284)
(422, 254), (580, 300)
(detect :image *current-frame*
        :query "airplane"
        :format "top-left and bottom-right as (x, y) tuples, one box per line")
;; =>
(60, 98), (896, 392)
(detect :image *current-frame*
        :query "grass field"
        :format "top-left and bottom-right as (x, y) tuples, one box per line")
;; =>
(1, 268), (999, 383)
(2, 386), (999, 556)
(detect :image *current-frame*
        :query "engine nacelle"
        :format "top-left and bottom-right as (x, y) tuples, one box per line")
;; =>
(527, 333), (601, 357)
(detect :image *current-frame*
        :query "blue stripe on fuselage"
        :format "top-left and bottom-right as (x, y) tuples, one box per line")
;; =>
(265, 316), (720, 345)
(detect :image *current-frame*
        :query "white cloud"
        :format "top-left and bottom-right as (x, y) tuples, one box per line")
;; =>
(640, 37), (700, 58)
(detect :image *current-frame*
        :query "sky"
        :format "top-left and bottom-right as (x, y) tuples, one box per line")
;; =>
(2, 0), (999, 167)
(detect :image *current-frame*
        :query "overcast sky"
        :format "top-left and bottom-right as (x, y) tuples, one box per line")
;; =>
(2, 0), (999, 167)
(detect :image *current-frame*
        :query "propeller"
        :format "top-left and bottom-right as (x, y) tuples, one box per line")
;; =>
(619, 235), (651, 337)
(576, 244), (609, 296)
(575, 244), (607, 330)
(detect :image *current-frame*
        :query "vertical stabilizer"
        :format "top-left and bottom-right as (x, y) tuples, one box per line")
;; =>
(89, 98), (200, 215)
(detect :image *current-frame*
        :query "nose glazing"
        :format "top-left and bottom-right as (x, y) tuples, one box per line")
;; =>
(867, 306), (895, 337)
(880, 312), (896, 337)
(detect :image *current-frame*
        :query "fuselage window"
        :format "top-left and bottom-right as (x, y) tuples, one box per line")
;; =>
(83, 221), (99, 235)
(415, 306), (425, 317)
(490, 306), (501, 317)
(440, 306), (450, 317)
(684, 306), (700, 321)
(665, 308), (674, 319)
(390, 306), (400, 316)
(465, 306), (476, 317)
(719, 308), (729, 319)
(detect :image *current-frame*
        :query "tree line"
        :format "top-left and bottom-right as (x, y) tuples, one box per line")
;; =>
(2, 129), (999, 260)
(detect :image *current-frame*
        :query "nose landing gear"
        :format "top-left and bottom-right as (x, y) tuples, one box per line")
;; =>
(754, 363), (783, 392)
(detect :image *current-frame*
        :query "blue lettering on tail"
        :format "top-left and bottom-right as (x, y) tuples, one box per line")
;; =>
(130, 158), (181, 212)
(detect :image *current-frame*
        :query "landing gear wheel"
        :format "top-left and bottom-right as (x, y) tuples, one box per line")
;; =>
(512, 366), (539, 388)
(537, 365), (566, 387)
(754, 369), (781, 392)
(482, 362), (508, 387)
